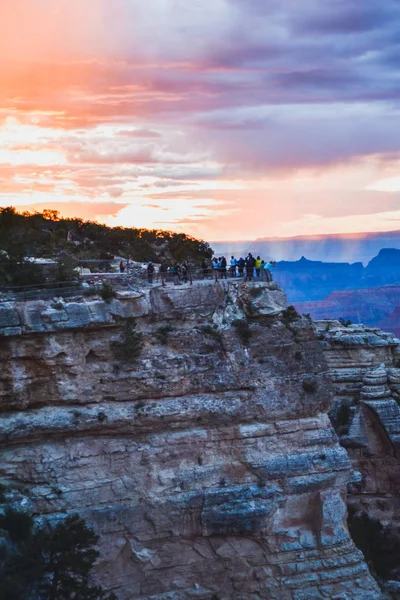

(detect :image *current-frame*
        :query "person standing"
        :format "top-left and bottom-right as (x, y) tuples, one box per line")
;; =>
(245, 253), (256, 281)
(221, 256), (227, 279)
(255, 255), (262, 278)
(181, 261), (189, 283)
(147, 261), (155, 284)
(212, 257), (219, 280)
(263, 260), (275, 282)
(230, 256), (237, 277)
(237, 257), (245, 277)
(159, 261), (167, 286)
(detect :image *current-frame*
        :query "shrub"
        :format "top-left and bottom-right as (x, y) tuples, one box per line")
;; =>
(302, 378), (317, 393)
(52, 301), (64, 310)
(339, 317), (352, 327)
(111, 318), (143, 363)
(100, 282), (114, 303)
(0, 508), (33, 543)
(336, 403), (351, 428)
(281, 305), (300, 326)
(201, 324), (221, 340)
(232, 319), (252, 345)
(155, 325), (174, 345)
(0, 483), (7, 503)
(0, 511), (117, 600)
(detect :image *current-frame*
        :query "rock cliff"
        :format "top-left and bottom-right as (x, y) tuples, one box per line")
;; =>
(0, 282), (381, 599)
(316, 321), (400, 531)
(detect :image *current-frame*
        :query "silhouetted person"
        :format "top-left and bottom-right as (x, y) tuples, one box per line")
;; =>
(147, 261), (155, 284)
(201, 258), (209, 278)
(237, 257), (245, 277)
(245, 253), (255, 281)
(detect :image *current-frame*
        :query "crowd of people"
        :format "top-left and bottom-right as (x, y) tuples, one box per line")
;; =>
(120, 254), (276, 285)
(205, 253), (276, 282)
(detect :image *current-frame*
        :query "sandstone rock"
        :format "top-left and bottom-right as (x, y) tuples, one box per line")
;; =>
(0, 283), (381, 599)
(0, 303), (20, 328)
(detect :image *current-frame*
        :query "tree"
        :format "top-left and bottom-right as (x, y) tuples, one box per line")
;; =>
(0, 510), (116, 600)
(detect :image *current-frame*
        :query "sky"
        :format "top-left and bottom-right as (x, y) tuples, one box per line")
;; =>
(1, 0), (400, 241)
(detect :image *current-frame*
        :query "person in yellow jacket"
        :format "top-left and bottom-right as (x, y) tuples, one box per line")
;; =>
(255, 255), (263, 278)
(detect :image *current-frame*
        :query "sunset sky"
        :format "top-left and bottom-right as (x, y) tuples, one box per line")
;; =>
(1, 0), (400, 241)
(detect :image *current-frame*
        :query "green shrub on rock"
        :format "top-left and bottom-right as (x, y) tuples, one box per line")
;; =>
(281, 306), (300, 327)
(110, 318), (143, 363)
(0, 511), (117, 600)
(232, 319), (252, 345)
(100, 282), (114, 304)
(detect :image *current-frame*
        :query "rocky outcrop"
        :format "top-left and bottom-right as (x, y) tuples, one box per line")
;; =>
(0, 283), (381, 599)
(315, 321), (400, 530)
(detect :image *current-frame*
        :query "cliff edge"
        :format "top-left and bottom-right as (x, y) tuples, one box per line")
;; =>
(0, 282), (381, 599)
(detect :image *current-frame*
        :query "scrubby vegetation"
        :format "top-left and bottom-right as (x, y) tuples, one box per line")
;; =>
(281, 305), (300, 327)
(348, 509), (400, 580)
(302, 378), (318, 394)
(201, 324), (221, 340)
(0, 207), (212, 287)
(0, 509), (116, 599)
(154, 325), (174, 345)
(110, 318), (143, 363)
(339, 317), (352, 327)
(100, 282), (115, 304)
(232, 319), (252, 345)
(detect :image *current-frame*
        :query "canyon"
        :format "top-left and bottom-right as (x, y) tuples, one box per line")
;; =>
(0, 280), (395, 599)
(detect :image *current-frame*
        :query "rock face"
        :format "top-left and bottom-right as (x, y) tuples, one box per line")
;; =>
(315, 320), (400, 529)
(0, 283), (381, 599)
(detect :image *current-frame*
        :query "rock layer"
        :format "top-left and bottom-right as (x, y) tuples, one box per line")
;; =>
(0, 283), (381, 599)
(315, 320), (400, 531)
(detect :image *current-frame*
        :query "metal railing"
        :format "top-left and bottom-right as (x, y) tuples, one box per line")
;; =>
(0, 268), (272, 302)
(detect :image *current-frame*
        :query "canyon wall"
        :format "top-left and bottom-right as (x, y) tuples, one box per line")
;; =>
(0, 282), (381, 599)
(316, 320), (400, 530)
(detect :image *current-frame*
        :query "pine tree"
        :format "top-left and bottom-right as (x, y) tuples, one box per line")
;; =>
(0, 510), (116, 600)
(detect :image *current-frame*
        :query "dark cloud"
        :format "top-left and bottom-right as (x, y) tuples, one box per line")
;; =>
(295, 3), (399, 35)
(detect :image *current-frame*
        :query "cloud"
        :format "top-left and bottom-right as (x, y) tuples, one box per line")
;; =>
(8, 201), (128, 221)
(0, 1), (400, 239)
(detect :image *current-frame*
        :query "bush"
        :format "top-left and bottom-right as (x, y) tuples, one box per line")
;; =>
(0, 508), (33, 543)
(339, 317), (352, 327)
(232, 319), (252, 345)
(281, 306), (300, 326)
(302, 378), (317, 394)
(111, 318), (143, 363)
(0, 511), (117, 600)
(155, 325), (174, 345)
(336, 403), (351, 428)
(201, 324), (221, 340)
(100, 282), (114, 303)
